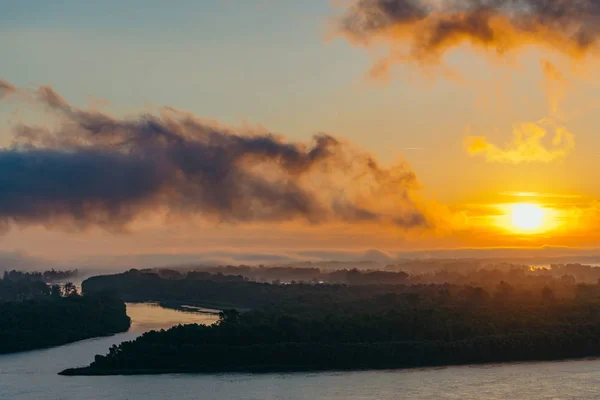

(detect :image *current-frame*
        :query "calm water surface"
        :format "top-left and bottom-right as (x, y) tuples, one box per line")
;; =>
(1, 303), (600, 400)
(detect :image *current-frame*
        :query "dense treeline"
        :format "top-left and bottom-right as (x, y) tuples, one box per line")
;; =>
(83, 270), (474, 310)
(135, 261), (600, 286)
(2, 269), (78, 283)
(0, 294), (131, 354)
(0, 278), (51, 301)
(0, 273), (79, 301)
(148, 266), (410, 285)
(66, 274), (600, 375)
(0, 271), (130, 354)
(62, 329), (600, 375)
(82, 267), (596, 311)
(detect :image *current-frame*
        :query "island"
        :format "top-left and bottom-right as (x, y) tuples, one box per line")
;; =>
(62, 267), (600, 375)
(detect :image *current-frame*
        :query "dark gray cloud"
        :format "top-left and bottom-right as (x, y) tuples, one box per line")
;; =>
(0, 81), (429, 231)
(337, 0), (600, 65)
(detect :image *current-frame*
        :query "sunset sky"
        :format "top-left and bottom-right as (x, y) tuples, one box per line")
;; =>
(2, 0), (600, 264)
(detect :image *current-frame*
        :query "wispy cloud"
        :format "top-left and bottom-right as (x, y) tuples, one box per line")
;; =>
(465, 120), (575, 163)
(334, 0), (600, 75)
(540, 59), (568, 116)
(500, 192), (582, 199)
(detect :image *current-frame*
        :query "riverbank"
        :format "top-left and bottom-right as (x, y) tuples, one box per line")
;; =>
(59, 354), (600, 376)
(155, 300), (245, 314)
(65, 274), (600, 379)
(3, 301), (600, 400)
(58, 330), (600, 376)
(0, 295), (130, 355)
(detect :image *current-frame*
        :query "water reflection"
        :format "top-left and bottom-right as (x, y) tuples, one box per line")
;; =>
(127, 303), (219, 332)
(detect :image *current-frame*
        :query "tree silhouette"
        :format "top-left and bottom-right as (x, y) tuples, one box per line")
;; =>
(541, 286), (555, 302)
(218, 309), (240, 324)
(63, 282), (78, 297)
(50, 285), (62, 298)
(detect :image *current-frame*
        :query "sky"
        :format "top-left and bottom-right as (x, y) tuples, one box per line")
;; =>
(2, 0), (600, 264)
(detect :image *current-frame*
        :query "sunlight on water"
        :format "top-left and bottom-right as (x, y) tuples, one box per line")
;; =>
(127, 303), (219, 332)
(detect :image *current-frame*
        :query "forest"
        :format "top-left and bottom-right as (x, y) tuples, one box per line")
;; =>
(82, 263), (600, 310)
(107, 260), (600, 287)
(65, 265), (600, 375)
(2, 268), (79, 283)
(0, 273), (130, 354)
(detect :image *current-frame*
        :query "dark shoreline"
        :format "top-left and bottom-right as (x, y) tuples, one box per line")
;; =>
(1, 331), (127, 357)
(153, 300), (240, 314)
(0, 296), (131, 355)
(59, 355), (600, 376)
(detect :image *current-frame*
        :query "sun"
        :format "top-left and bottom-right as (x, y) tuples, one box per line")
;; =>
(510, 203), (546, 232)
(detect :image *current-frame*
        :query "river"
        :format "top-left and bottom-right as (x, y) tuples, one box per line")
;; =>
(1, 303), (600, 400)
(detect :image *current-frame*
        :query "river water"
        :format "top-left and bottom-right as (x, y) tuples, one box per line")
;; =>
(1, 303), (600, 400)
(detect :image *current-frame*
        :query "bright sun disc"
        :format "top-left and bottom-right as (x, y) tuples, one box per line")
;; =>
(510, 203), (545, 231)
